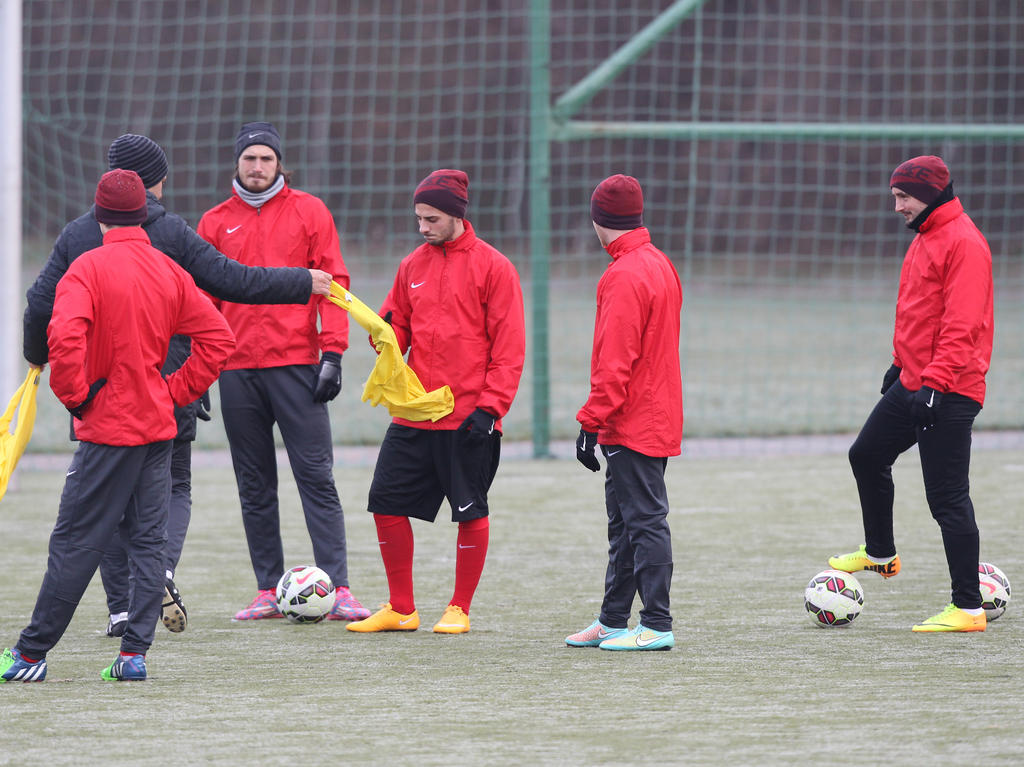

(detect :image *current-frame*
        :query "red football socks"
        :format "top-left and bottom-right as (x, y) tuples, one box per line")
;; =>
(451, 516), (489, 613)
(373, 513), (415, 614)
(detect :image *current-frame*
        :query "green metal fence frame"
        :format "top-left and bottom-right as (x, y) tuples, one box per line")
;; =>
(528, 0), (1024, 457)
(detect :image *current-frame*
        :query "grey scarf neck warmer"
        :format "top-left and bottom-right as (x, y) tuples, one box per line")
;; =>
(233, 174), (285, 208)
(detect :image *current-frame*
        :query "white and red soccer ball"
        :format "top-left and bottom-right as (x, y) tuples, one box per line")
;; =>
(804, 569), (864, 627)
(978, 562), (1011, 621)
(275, 565), (335, 624)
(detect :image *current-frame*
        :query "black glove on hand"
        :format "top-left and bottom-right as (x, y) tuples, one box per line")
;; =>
(196, 391), (212, 421)
(575, 428), (601, 472)
(313, 351), (342, 403)
(880, 364), (901, 395)
(910, 385), (943, 429)
(382, 311), (393, 326)
(68, 377), (107, 420)
(457, 407), (495, 441)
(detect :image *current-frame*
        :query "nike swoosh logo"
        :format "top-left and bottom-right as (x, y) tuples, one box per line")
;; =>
(226, 225), (242, 233)
(458, 502), (474, 512)
(597, 627), (616, 639)
(411, 281), (425, 288)
(398, 617), (415, 626)
(458, 544), (476, 549)
(634, 632), (665, 647)
(926, 391), (935, 407)
(607, 450), (621, 456)
(295, 571), (314, 585)
(248, 132), (261, 139)
(66, 469), (77, 477)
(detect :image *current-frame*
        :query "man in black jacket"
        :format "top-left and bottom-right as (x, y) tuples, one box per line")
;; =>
(23, 134), (332, 636)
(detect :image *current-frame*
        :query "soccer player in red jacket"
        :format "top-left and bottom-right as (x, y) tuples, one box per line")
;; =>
(566, 174), (683, 652)
(829, 156), (994, 633)
(1, 169), (235, 682)
(198, 122), (369, 622)
(347, 169), (525, 635)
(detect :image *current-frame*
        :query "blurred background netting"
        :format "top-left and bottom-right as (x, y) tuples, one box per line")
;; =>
(21, 0), (1024, 451)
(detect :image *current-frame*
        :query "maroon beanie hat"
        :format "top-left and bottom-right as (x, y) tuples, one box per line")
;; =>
(413, 169), (469, 218)
(889, 156), (951, 205)
(591, 174), (644, 229)
(94, 169), (148, 226)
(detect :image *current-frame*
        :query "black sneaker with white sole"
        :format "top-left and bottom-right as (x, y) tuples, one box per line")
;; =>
(161, 578), (187, 633)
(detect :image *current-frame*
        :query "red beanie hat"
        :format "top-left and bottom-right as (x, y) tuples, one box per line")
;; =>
(889, 156), (950, 205)
(591, 174), (643, 229)
(414, 169), (469, 218)
(94, 168), (148, 226)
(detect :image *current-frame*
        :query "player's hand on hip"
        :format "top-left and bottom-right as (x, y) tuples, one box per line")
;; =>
(910, 385), (943, 429)
(313, 352), (342, 403)
(575, 428), (601, 472)
(880, 364), (901, 395)
(309, 269), (333, 296)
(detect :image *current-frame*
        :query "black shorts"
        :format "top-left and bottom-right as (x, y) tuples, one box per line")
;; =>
(368, 424), (501, 522)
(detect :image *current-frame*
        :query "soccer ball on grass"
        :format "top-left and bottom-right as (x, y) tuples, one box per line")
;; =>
(978, 562), (1011, 621)
(804, 569), (864, 627)
(275, 565), (335, 624)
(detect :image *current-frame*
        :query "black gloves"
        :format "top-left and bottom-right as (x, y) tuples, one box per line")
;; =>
(881, 364), (901, 395)
(575, 428), (600, 472)
(313, 351), (342, 403)
(68, 378), (107, 420)
(910, 385), (943, 429)
(196, 391), (212, 421)
(458, 407), (495, 441)
(382, 311), (392, 326)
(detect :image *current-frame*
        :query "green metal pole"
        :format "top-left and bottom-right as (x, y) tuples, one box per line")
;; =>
(552, 0), (708, 121)
(552, 120), (1024, 142)
(529, 0), (552, 458)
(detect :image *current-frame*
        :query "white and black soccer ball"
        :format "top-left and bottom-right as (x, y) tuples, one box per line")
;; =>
(804, 569), (864, 627)
(978, 562), (1011, 621)
(275, 565), (335, 624)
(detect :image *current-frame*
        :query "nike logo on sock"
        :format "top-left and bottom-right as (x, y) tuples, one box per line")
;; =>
(458, 544), (476, 549)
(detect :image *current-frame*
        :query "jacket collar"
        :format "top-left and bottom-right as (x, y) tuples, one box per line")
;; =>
(605, 227), (651, 259)
(918, 197), (963, 234)
(101, 226), (152, 245)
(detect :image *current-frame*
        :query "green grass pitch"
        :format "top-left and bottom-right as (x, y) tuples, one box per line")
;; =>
(1, 444), (1023, 765)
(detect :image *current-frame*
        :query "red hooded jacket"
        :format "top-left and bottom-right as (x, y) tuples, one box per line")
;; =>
(197, 183), (349, 369)
(379, 220), (525, 431)
(48, 227), (235, 446)
(577, 227), (683, 457)
(892, 197), (993, 405)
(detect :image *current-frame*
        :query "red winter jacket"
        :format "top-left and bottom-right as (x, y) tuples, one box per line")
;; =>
(48, 227), (235, 446)
(379, 220), (525, 431)
(197, 183), (349, 369)
(577, 228), (683, 457)
(892, 198), (993, 406)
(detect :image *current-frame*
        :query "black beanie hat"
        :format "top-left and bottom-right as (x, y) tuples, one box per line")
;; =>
(107, 134), (168, 189)
(235, 122), (282, 162)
